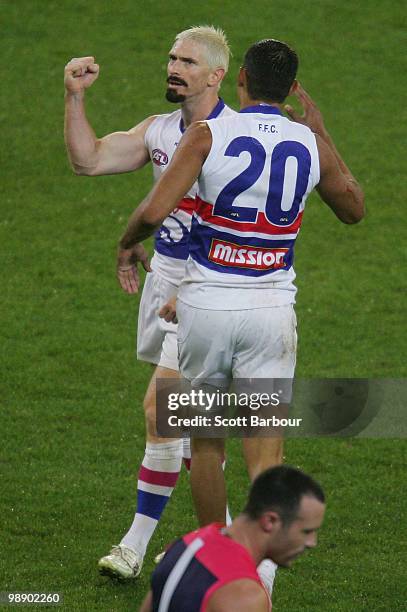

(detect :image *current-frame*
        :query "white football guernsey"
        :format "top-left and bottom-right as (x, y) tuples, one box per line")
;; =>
(144, 100), (236, 285)
(178, 104), (320, 309)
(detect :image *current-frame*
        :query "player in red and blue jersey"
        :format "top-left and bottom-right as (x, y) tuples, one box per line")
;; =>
(139, 466), (326, 611)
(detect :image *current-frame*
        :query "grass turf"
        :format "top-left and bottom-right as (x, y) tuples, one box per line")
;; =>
(1, 0), (406, 610)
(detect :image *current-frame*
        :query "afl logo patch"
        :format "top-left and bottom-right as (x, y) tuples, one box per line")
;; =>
(152, 148), (169, 166)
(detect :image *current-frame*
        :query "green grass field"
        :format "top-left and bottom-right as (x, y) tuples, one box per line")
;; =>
(1, 0), (406, 610)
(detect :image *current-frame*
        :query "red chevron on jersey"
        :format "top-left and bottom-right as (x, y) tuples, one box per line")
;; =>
(195, 196), (304, 236)
(175, 197), (195, 215)
(209, 238), (288, 271)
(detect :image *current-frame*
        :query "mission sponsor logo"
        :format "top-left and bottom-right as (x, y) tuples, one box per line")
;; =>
(208, 239), (288, 270)
(152, 148), (168, 166)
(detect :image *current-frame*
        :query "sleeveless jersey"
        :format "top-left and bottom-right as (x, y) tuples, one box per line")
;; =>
(144, 100), (236, 285)
(151, 523), (269, 612)
(178, 104), (320, 309)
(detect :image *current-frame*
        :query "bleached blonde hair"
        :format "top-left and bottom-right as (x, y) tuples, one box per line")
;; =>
(175, 25), (230, 73)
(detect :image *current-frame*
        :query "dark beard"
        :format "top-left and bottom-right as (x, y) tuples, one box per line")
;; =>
(165, 88), (186, 103)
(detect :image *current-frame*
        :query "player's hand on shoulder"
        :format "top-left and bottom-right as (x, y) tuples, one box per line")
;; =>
(284, 82), (327, 138)
(117, 244), (151, 294)
(159, 296), (178, 324)
(64, 56), (99, 93)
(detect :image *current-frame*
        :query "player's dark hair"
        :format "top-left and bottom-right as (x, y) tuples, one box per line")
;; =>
(243, 465), (325, 526)
(242, 39), (298, 103)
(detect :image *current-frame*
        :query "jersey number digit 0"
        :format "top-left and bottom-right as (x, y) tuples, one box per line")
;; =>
(213, 137), (311, 227)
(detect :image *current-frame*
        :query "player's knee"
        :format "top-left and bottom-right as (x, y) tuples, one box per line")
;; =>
(192, 438), (225, 458)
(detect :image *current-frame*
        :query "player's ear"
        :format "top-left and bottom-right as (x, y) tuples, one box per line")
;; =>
(259, 510), (281, 534)
(288, 79), (298, 96)
(208, 67), (225, 88)
(237, 66), (246, 88)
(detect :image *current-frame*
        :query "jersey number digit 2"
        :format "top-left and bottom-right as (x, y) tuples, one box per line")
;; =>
(213, 137), (311, 227)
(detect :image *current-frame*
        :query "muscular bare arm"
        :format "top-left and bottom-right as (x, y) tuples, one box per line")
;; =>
(285, 83), (365, 223)
(116, 121), (211, 294)
(206, 580), (270, 612)
(64, 56), (154, 175)
(315, 134), (365, 223)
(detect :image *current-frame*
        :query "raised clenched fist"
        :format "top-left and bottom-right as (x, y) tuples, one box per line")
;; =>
(64, 56), (99, 93)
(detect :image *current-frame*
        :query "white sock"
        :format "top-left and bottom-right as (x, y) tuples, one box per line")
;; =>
(120, 440), (183, 556)
(182, 437), (191, 460)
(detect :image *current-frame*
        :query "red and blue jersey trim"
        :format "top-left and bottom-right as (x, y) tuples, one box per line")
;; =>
(239, 104), (283, 116)
(195, 196), (303, 236)
(154, 197), (195, 260)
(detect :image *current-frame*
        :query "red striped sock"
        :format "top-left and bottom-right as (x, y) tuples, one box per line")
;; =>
(120, 440), (183, 555)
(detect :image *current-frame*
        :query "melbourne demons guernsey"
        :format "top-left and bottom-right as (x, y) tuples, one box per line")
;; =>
(178, 104), (320, 309)
(150, 523), (269, 611)
(144, 100), (235, 285)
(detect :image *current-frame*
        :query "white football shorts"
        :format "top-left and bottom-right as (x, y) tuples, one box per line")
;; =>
(177, 301), (297, 391)
(137, 271), (179, 371)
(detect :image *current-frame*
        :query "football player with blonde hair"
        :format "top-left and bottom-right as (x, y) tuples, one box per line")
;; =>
(64, 25), (235, 581)
(174, 25), (230, 73)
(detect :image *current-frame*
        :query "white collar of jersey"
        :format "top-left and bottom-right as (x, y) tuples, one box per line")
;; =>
(239, 104), (283, 116)
(179, 98), (226, 134)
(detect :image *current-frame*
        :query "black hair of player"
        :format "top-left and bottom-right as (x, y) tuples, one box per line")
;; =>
(243, 465), (325, 526)
(242, 39), (298, 103)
